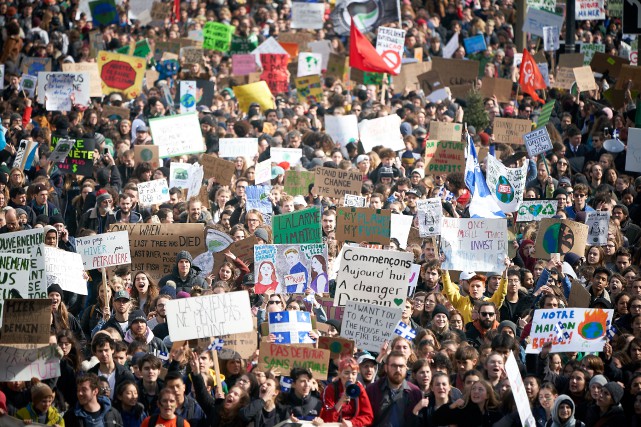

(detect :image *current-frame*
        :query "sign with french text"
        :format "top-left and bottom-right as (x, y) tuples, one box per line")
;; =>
(440, 218), (507, 272)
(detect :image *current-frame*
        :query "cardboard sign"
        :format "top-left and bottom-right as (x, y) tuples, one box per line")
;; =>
(150, 1), (172, 20)
(137, 178), (170, 207)
(326, 54), (349, 81)
(317, 336), (355, 361)
(616, 65), (641, 90)
(535, 218), (589, 260)
(625, 128), (641, 173)
(284, 170), (315, 197)
(568, 281), (592, 308)
(336, 207), (391, 245)
(219, 329), (258, 359)
(526, 308), (613, 353)
(213, 236), (256, 273)
(324, 115), (359, 146)
(109, 223), (206, 280)
(257, 342), (330, 379)
(340, 300), (403, 352)
(0, 345), (61, 381)
(516, 200), (558, 222)
(150, 113), (204, 158)
(76, 231), (131, 270)
(254, 244), (328, 294)
(391, 62), (431, 92)
(203, 22), (234, 52)
(358, 115), (404, 152)
(440, 218), (508, 272)
(44, 247), (87, 295)
(21, 57), (51, 77)
(555, 67), (576, 90)
(0, 253), (30, 320)
(272, 207), (322, 244)
(424, 139), (466, 175)
(199, 154), (235, 185)
(591, 52), (629, 78)
(333, 246), (413, 307)
(0, 229), (46, 299)
(1, 300), (51, 344)
(417, 198), (442, 237)
(62, 62), (102, 97)
(558, 53), (585, 68)
(97, 51), (145, 98)
(429, 122), (463, 142)
(574, 66), (598, 92)
(480, 77), (513, 103)
(291, 2), (325, 29)
(133, 145), (160, 170)
(585, 211), (610, 245)
(486, 155), (528, 213)
(431, 57), (480, 88)
(314, 167), (361, 199)
(166, 291), (253, 341)
(523, 127), (553, 157)
(493, 118), (531, 145)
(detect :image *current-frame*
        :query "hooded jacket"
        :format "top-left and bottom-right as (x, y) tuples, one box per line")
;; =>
(16, 403), (65, 426)
(123, 326), (168, 355)
(546, 395), (585, 427)
(63, 395), (123, 427)
(158, 251), (207, 294)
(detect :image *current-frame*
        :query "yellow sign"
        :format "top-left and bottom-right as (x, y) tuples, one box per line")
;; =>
(233, 81), (275, 112)
(96, 51), (146, 99)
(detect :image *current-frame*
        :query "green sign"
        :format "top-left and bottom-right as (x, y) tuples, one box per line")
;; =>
(230, 34), (259, 54)
(272, 207), (322, 244)
(284, 170), (315, 199)
(203, 22), (235, 52)
(536, 101), (555, 129)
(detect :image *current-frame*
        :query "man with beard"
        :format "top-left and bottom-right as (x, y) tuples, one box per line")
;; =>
(366, 351), (422, 426)
(465, 301), (500, 349)
(106, 194), (141, 227)
(64, 373), (123, 427)
(148, 294), (171, 339)
(419, 260), (441, 292)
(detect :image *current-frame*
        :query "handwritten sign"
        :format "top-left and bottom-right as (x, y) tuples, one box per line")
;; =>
(324, 115), (359, 146)
(76, 231), (131, 270)
(336, 207), (391, 245)
(291, 2), (325, 29)
(333, 246), (413, 307)
(523, 127), (553, 157)
(137, 178), (170, 206)
(0, 345), (61, 381)
(1, 299), (51, 344)
(37, 72), (90, 111)
(376, 27), (405, 74)
(262, 53), (290, 94)
(517, 200), (558, 222)
(203, 22), (234, 52)
(576, 0), (605, 19)
(199, 154), (235, 185)
(232, 54), (257, 75)
(166, 291), (253, 341)
(585, 211), (610, 246)
(340, 300), (403, 353)
(284, 170), (315, 197)
(534, 218), (589, 260)
(523, 8), (564, 37)
(273, 207), (321, 244)
(424, 140), (466, 174)
(358, 115), (404, 152)
(314, 167), (361, 199)
(417, 198), (442, 237)
(254, 244), (328, 294)
(0, 229), (46, 299)
(150, 113), (204, 158)
(486, 155), (528, 213)
(51, 135), (95, 176)
(626, 128), (641, 173)
(258, 342), (330, 380)
(97, 51), (145, 98)
(44, 247), (86, 295)
(493, 118), (531, 145)
(526, 308), (613, 353)
(429, 122), (463, 142)
(440, 218), (507, 272)
(0, 253), (30, 323)
(219, 138), (257, 159)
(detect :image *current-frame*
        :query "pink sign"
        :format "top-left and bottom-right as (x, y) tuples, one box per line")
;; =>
(232, 54), (257, 75)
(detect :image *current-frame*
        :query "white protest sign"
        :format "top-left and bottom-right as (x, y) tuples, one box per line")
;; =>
(407, 263), (421, 296)
(576, 0), (605, 19)
(516, 200), (558, 222)
(358, 114), (404, 152)
(271, 147), (303, 167)
(0, 345), (61, 381)
(75, 231), (131, 270)
(376, 27), (406, 74)
(20, 75), (37, 98)
(486, 155), (528, 213)
(44, 247), (87, 295)
(297, 53), (323, 77)
(170, 162), (192, 189)
(442, 33), (459, 59)
(523, 127), (553, 157)
(291, 2), (325, 29)
(150, 113), (204, 158)
(0, 65), (5, 90)
(344, 194), (367, 207)
(580, 43), (606, 65)
(0, 253), (30, 307)
(166, 291), (254, 341)
(47, 138), (75, 163)
(186, 163), (204, 200)
(391, 213), (413, 249)
(523, 8), (564, 37)
(255, 159), (272, 185)
(440, 218), (507, 272)
(137, 178), (170, 206)
(309, 40), (333, 70)
(219, 138), (258, 159)
(179, 80), (197, 113)
(0, 229), (46, 299)
(538, 62), (550, 86)
(39, 72), (90, 111)
(626, 129), (641, 173)
(340, 300), (403, 352)
(324, 115), (359, 146)
(506, 353), (537, 427)
(417, 198), (442, 237)
(585, 211), (610, 246)
(526, 308), (613, 353)
(333, 246), (413, 307)
(543, 26), (560, 51)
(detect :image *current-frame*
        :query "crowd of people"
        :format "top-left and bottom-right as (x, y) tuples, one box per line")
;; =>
(0, 0), (637, 426)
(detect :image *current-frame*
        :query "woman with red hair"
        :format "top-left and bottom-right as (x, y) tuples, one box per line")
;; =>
(320, 358), (374, 426)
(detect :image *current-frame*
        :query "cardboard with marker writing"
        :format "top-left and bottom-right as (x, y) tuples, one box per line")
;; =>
(199, 153), (235, 186)
(391, 62), (431, 92)
(573, 66), (598, 92)
(0, 299), (51, 345)
(335, 207), (391, 245)
(534, 218), (589, 260)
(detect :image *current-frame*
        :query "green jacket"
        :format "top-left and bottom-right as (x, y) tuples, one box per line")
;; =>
(16, 403), (65, 426)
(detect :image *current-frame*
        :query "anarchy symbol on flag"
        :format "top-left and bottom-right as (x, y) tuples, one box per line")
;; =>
(381, 50), (401, 72)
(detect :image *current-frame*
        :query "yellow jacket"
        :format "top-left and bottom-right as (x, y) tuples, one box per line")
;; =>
(441, 271), (507, 325)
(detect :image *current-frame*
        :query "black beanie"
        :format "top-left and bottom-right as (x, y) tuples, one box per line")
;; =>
(432, 304), (450, 320)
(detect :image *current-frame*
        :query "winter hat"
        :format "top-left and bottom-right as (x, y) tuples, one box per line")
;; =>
(356, 154), (369, 165)
(563, 252), (581, 267)
(15, 208), (27, 218)
(254, 228), (269, 242)
(498, 320), (517, 336)
(589, 375), (607, 388)
(47, 283), (64, 296)
(177, 291), (191, 299)
(379, 166), (394, 178)
(603, 382), (624, 405)
(31, 381), (53, 406)
(96, 189), (112, 205)
(432, 304), (450, 319)
(49, 215), (65, 226)
(326, 319), (342, 334)
(176, 250), (193, 264)
(128, 310), (147, 327)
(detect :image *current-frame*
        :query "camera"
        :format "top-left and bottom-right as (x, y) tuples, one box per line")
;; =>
(345, 382), (360, 399)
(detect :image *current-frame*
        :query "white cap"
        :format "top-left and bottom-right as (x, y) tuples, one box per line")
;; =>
(460, 271), (476, 281)
(293, 195), (307, 206)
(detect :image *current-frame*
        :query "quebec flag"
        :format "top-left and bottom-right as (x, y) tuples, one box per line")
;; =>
(464, 134), (505, 219)
(269, 311), (314, 344)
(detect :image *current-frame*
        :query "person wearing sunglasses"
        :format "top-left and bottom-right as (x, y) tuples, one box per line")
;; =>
(465, 302), (500, 349)
(566, 183), (595, 220)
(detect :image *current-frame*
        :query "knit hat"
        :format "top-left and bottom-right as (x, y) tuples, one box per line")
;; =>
(326, 319), (342, 334)
(603, 382), (624, 405)
(31, 382), (53, 406)
(96, 189), (112, 205)
(589, 374), (607, 388)
(498, 320), (517, 336)
(49, 215), (65, 225)
(411, 169), (425, 178)
(15, 208), (27, 218)
(128, 310), (147, 327)
(47, 283), (64, 296)
(0, 390), (7, 414)
(432, 304), (450, 320)
(563, 252), (581, 267)
(176, 250), (193, 264)
(254, 228), (269, 242)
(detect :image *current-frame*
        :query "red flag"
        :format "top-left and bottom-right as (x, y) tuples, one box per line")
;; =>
(349, 20), (398, 75)
(519, 49), (546, 103)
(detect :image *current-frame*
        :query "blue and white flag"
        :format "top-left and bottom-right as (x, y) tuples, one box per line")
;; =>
(605, 320), (617, 341)
(394, 321), (416, 340)
(207, 338), (225, 351)
(280, 376), (293, 393)
(553, 321), (571, 341)
(269, 311), (313, 344)
(464, 133), (505, 218)
(158, 351), (169, 361)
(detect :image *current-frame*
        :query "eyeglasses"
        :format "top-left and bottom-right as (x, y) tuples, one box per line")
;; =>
(479, 312), (495, 317)
(631, 305), (641, 310)
(286, 305), (299, 310)
(268, 300), (281, 305)
(575, 193), (587, 198)
(100, 387), (111, 393)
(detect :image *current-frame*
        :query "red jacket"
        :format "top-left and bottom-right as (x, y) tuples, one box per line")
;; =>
(320, 381), (374, 426)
